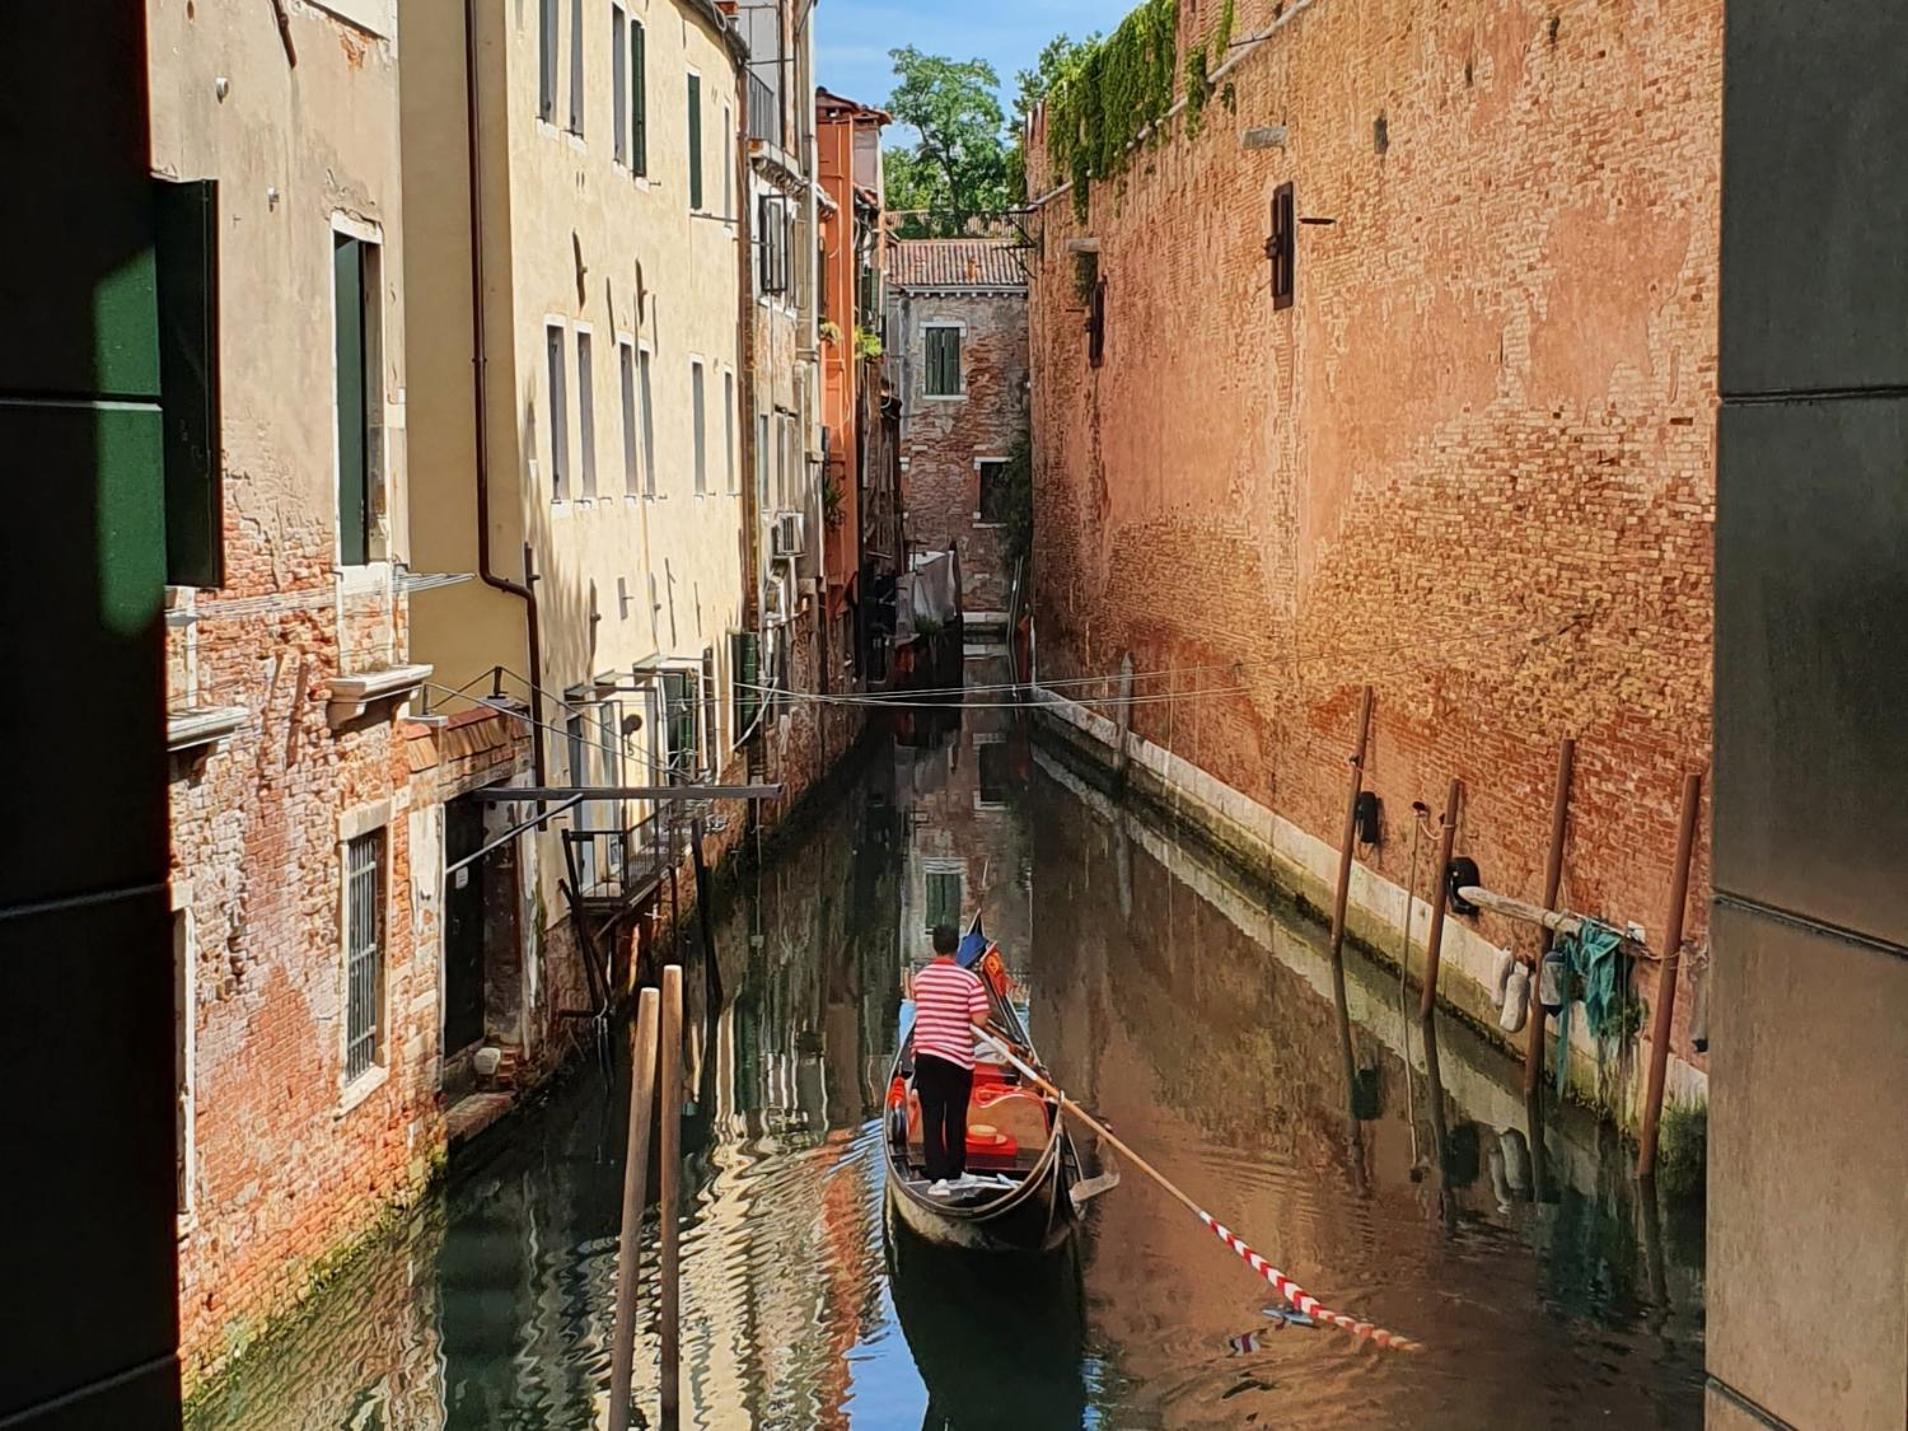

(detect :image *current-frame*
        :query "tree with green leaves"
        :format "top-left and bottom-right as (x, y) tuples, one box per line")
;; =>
(883, 47), (1011, 237)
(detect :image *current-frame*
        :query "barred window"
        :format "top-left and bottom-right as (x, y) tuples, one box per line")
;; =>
(343, 830), (385, 1085)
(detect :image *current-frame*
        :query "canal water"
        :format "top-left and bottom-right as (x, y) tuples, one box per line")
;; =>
(188, 659), (1705, 1429)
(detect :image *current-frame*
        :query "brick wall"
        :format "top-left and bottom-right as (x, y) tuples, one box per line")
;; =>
(170, 581), (444, 1389)
(1027, 0), (1719, 1068)
(894, 284), (1029, 616)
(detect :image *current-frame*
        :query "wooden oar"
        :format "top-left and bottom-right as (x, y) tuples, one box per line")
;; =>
(979, 1033), (1424, 1354)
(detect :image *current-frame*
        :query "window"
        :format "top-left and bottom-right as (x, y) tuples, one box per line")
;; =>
(924, 867), (963, 931)
(343, 830), (386, 1085)
(598, 700), (625, 873)
(1269, 181), (1295, 310)
(978, 739), (1012, 807)
(687, 73), (704, 210)
(620, 340), (639, 495)
(701, 646), (719, 772)
(758, 195), (788, 294)
(566, 713), (597, 889)
(1087, 278), (1107, 367)
(612, 4), (628, 164)
(661, 668), (699, 779)
(724, 371), (737, 493)
(333, 231), (381, 565)
(756, 412), (770, 507)
(630, 20), (648, 175)
(923, 325), (961, 397)
(173, 907), (195, 1217)
(691, 360), (707, 495)
(576, 329), (597, 498)
(730, 630), (760, 746)
(977, 459), (1010, 524)
(639, 347), (656, 494)
(546, 323), (569, 499)
(539, 0), (558, 120)
(567, 0), (585, 136)
(155, 177), (223, 587)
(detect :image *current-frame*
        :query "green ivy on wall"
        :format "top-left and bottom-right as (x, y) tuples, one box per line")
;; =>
(1046, 0), (1180, 222)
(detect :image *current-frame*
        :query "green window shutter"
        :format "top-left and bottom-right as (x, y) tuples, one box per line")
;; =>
(730, 630), (759, 742)
(333, 234), (370, 567)
(154, 178), (222, 587)
(687, 74), (703, 210)
(632, 22), (647, 176)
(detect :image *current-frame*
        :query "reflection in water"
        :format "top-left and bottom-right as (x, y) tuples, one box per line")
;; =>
(190, 659), (1704, 1429)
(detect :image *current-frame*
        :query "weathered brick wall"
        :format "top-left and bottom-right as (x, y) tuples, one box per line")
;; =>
(895, 287), (1030, 616)
(1027, 0), (1719, 1065)
(170, 583), (444, 1389)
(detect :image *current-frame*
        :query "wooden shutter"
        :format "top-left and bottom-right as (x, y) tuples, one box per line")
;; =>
(333, 234), (370, 566)
(731, 631), (760, 743)
(1269, 181), (1295, 310)
(687, 74), (704, 210)
(155, 177), (222, 587)
(1087, 279), (1106, 368)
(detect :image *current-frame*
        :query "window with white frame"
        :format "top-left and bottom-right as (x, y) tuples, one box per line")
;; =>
(546, 323), (569, 499)
(539, 0), (558, 121)
(620, 339), (639, 496)
(639, 345), (657, 495)
(977, 457), (1010, 525)
(333, 226), (383, 565)
(343, 829), (386, 1085)
(725, 371), (737, 493)
(612, 4), (629, 165)
(691, 359), (708, 495)
(567, 0), (585, 136)
(576, 328), (597, 499)
(923, 324), (962, 397)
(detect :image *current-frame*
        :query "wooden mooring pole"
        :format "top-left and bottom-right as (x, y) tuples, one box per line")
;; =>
(659, 964), (684, 1423)
(1328, 686), (1374, 968)
(1637, 772), (1703, 1179)
(1525, 738), (1576, 1095)
(1416, 778), (1463, 1021)
(607, 988), (661, 1431)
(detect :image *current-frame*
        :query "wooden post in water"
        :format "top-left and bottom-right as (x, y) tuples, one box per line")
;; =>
(1637, 772), (1703, 1179)
(659, 964), (684, 1423)
(1416, 778), (1463, 1020)
(1328, 686), (1374, 968)
(608, 988), (661, 1431)
(1525, 738), (1576, 1094)
(1111, 652), (1135, 787)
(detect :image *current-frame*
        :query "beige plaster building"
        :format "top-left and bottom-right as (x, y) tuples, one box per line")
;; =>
(144, 0), (474, 1385)
(402, 0), (750, 1036)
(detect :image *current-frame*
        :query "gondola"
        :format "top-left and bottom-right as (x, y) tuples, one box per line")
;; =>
(881, 915), (1115, 1254)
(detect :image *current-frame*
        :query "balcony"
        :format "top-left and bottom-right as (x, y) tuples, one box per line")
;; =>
(561, 811), (670, 919)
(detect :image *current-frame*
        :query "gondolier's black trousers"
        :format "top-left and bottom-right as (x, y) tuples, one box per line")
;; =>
(915, 1053), (973, 1181)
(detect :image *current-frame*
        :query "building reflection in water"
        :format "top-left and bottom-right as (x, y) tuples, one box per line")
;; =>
(186, 664), (1703, 1429)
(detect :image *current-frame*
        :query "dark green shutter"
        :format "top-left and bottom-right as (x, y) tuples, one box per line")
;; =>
(333, 234), (369, 567)
(155, 177), (222, 587)
(687, 74), (703, 210)
(631, 21), (647, 176)
(731, 631), (759, 742)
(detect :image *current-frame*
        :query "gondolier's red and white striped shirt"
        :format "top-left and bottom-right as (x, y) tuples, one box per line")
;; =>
(912, 959), (990, 1071)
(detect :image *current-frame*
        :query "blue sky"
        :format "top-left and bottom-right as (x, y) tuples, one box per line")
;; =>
(815, 0), (1134, 139)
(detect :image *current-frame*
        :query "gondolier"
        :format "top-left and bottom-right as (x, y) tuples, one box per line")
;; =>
(908, 924), (992, 1195)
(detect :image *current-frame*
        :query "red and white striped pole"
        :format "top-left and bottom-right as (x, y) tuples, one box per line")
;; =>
(980, 1034), (1422, 1354)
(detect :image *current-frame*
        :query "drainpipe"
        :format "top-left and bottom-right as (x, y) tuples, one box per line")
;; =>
(465, 0), (544, 786)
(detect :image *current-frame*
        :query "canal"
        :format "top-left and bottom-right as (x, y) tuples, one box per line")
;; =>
(187, 659), (1705, 1429)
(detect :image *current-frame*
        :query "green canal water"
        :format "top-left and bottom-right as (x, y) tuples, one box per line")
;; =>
(187, 661), (1704, 1429)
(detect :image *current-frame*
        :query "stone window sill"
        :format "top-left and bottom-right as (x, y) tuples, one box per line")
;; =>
(337, 1063), (389, 1118)
(167, 705), (249, 753)
(327, 663), (433, 726)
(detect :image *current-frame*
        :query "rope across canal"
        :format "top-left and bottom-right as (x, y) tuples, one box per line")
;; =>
(978, 1033), (1424, 1356)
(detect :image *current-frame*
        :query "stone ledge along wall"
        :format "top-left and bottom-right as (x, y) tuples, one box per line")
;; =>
(1026, 0), (1719, 1120)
